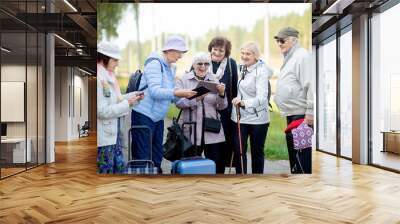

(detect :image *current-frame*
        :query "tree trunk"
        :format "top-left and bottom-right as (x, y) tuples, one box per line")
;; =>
(133, 3), (142, 69)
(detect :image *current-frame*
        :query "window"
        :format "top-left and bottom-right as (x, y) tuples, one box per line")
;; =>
(371, 2), (400, 171)
(339, 28), (352, 158)
(317, 36), (337, 154)
(0, 1), (47, 179)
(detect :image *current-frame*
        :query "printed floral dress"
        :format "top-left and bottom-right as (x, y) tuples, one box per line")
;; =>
(97, 118), (125, 174)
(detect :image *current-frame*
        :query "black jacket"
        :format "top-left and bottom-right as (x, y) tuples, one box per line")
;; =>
(214, 58), (238, 114)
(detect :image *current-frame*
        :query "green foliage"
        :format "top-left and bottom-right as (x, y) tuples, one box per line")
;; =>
(116, 76), (129, 94)
(167, 104), (180, 120)
(97, 3), (126, 41)
(265, 109), (289, 161)
(268, 8), (312, 60)
(98, 4), (311, 79)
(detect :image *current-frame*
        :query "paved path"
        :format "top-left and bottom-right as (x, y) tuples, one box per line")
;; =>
(161, 119), (290, 174)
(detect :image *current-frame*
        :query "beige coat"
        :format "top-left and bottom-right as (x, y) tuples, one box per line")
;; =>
(175, 71), (228, 146)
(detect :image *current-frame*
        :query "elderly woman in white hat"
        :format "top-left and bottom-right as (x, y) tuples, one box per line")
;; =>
(175, 52), (227, 173)
(97, 41), (144, 174)
(131, 35), (196, 174)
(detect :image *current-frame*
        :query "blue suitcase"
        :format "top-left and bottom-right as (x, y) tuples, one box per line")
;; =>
(171, 157), (216, 175)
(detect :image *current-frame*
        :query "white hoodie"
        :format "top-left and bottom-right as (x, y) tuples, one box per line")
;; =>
(275, 43), (314, 117)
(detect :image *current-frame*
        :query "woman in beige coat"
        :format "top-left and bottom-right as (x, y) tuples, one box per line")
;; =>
(175, 52), (227, 173)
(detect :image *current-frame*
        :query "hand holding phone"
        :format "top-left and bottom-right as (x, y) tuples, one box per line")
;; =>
(135, 91), (145, 101)
(135, 91), (145, 97)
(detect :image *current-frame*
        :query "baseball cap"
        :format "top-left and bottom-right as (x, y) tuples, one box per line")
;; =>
(274, 27), (299, 39)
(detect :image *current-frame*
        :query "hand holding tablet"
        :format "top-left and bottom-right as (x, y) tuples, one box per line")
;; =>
(188, 81), (221, 100)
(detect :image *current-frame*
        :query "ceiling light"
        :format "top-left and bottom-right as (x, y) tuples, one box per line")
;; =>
(63, 0), (78, 12)
(78, 68), (92, 76)
(1, 47), (11, 53)
(54, 34), (75, 48)
(322, 0), (354, 15)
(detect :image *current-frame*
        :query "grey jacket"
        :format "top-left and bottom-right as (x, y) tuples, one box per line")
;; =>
(275, 43), (314, 116)
(175, 71), (228, 146)
(231, 60), (273, 124)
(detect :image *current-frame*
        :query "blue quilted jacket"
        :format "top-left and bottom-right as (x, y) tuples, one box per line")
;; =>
(132, 52), (176, 122)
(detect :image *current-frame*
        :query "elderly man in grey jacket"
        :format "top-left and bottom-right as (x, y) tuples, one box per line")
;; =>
(274, 27), (314, 174)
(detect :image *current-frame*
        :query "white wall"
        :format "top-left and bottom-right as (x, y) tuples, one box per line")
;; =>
(55, 66), (69, 141)
(1, 64), (45, 164)
(54, 67), (89, 141)
(1, 65), (27, 138)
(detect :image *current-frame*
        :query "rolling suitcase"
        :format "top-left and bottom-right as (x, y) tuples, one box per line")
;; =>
(124, 125), (158, 175)
(171, 157), (216, 174)
(170, 121), (216, 175)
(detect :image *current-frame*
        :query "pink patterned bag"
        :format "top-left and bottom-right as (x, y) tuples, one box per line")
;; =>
(291, 123), (313, 150)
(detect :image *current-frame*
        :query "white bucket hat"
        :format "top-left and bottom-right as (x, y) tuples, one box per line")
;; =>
(97, 41), (121, 60)
(161, 35), (188, 52)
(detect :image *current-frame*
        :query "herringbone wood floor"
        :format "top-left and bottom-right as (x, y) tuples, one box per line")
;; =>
(1, 135), (400, 223)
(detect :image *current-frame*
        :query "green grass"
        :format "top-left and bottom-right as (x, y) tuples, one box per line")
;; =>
(117, 76), (129, 94)
(265, 106), (289, 161)
(167, 104), (180, 119)
(167, 104), (288, 161)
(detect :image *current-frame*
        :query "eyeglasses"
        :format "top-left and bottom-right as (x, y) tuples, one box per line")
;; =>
(276, 39), (286, 44)
(196, 62), (210, 67)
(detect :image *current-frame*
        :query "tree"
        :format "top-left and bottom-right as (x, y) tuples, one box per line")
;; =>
(133, 3), (142, 69)
(97, 3), (125, 41)
(98, 3), (142, 69)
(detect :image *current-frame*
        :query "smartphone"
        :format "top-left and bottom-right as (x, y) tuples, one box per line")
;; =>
(136, 91), (145, 97)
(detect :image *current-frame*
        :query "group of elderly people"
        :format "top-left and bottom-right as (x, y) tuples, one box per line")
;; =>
(97, 27), (314, 175)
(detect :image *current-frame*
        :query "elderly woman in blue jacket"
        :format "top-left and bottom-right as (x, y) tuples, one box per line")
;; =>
(131, 35), (196, 173)
(97, 41), (144, 174)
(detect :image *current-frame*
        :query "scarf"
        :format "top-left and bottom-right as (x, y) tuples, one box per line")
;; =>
(98, 63), (122, 97)
(210, 57), (228, 80)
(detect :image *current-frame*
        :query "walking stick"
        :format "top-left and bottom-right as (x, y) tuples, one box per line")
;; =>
(229, 149), (234, 174)
(235, 104), (245, 175)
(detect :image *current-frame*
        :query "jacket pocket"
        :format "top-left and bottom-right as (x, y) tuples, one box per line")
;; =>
(102, 120), (115, 135)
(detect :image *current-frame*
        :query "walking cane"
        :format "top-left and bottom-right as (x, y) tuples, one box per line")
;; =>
(229, 149), (234, 174)
(230, 104), (244, 175)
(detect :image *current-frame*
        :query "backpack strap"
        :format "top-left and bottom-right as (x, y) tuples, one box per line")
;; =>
(140, 58), (164, 91)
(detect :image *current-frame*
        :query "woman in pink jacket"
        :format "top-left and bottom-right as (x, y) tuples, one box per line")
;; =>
(175, 52), (227, 173)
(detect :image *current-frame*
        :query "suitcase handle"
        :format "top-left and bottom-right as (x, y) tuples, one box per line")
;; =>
(128, 125), (152, 161)
(182, 121), (197, 157)
(180, 156), (203, 161)
(126, 159), (155, 168)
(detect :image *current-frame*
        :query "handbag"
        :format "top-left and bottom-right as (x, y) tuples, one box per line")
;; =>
(203, 117), (221, 133)
(202, 100), (222, 133)
(291, 122), (313, 150)
(163, 109), (194, 162)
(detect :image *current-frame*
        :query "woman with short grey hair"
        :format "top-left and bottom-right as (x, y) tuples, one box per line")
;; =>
(175, 52), (228, 173)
